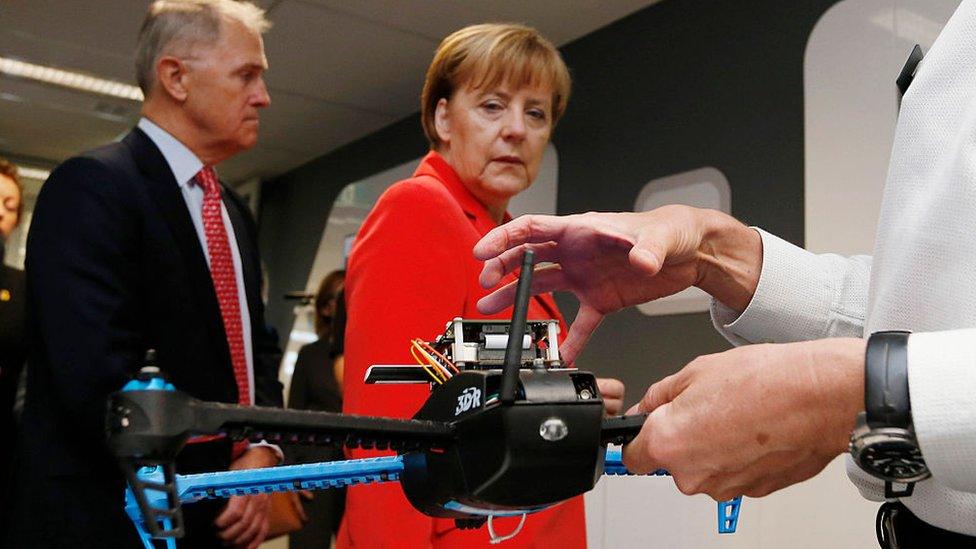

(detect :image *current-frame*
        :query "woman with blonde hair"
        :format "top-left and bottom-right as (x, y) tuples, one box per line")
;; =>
(341, 23), (621, 548)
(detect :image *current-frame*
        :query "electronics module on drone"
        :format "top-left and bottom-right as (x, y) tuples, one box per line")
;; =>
(106, 251), (742, 548)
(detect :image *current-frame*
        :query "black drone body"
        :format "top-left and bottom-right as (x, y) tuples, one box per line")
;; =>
(403, 368), (607, 517)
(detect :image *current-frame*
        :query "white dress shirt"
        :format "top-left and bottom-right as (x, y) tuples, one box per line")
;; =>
(137, 117), (256, 404)
(712, 0), (976, 535)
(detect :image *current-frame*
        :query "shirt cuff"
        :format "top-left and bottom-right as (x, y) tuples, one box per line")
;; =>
(249, 441), (284, 464)
(908, 328), (976, 493)
(710, 228), (835, 345)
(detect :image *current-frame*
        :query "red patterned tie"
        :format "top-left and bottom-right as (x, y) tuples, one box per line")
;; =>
(197, 167), (250, 457)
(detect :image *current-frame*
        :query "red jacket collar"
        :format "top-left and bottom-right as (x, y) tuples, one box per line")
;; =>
(413, 151), (512, 232)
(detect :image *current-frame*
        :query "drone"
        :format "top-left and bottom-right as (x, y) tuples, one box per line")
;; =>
(106, 251), (742, 548)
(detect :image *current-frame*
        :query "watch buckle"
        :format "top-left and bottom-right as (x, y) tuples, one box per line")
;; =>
(885, 480), (915, 499)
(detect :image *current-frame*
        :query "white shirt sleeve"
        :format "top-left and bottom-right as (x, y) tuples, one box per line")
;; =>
(710, 228), (873, 345)
(908, 328), (976, 493)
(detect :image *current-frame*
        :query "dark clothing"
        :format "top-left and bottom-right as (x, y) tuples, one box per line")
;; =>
(331, 289), (346, 357)
(5, 128), (283, 547)
(0, 263), (26, 526)
(287, 337), (344, 548)
(877, 501), (976, 548)
(289, 338), (342, 413)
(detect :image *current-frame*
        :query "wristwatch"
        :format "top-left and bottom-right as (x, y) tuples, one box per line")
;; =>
(849, 331), (930, 498)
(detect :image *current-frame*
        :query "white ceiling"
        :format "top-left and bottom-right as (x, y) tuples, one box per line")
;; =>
(0, 0), (657, 183)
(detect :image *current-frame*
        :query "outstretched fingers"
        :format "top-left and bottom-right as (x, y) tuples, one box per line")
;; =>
(474, 215), (568, 261)
(479, 241), (560, 289)
(476, 264), (568, 314)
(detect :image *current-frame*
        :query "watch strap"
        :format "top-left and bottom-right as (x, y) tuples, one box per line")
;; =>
(865, 331), (912, 428)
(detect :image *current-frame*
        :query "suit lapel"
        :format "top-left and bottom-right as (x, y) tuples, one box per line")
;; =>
(122, 129), (233, 371)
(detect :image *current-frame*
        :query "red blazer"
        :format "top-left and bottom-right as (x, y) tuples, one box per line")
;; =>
(339, 151), (586, 548)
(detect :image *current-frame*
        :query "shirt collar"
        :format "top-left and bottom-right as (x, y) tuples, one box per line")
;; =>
(413, 151), (512, 231)
(138, 117), (206, 188)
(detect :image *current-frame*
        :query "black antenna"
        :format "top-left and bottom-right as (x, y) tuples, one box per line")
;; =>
(499, 250), (534, 405)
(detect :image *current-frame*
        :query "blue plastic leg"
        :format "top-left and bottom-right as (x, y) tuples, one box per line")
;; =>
(717, 496), (742, 533)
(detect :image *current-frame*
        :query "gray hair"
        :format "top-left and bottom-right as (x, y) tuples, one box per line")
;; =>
(135, 0), (271, 96)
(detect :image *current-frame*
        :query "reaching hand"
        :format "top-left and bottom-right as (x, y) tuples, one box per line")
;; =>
(621, 338), (865, 501)
(474, 207), (761, 363)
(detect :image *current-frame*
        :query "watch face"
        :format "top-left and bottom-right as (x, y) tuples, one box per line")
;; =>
(858, 439), (929, 482)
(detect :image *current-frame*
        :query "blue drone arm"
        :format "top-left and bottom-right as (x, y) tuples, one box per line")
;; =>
(126, 447), (741, 547)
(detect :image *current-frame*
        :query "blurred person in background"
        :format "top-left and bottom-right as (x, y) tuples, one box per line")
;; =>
(340, 23), (623, 548)
(287, 269), (347, 548)
(0, 157), (26, 532)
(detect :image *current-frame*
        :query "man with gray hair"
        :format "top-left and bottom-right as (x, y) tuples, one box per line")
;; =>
(5, 1), (282, 547)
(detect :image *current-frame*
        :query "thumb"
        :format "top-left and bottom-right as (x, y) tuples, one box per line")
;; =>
(628, 224), (675, 275)
(628, 245), (663, 275)
(621, 405), (669, 474)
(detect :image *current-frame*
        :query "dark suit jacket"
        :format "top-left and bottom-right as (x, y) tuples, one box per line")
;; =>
(5, 128), (282, 547)
(0, 263), (26, 523)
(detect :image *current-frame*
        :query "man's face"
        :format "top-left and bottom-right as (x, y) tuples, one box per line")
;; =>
(183, 18), (270, 160)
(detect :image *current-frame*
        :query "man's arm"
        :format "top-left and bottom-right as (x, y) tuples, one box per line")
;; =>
(474, 206), (762, 362)
(474, 207), (878, 499)
(711, 229), (872, 347)
(27, 157), (143, 442)
(475, 207), (874, 360)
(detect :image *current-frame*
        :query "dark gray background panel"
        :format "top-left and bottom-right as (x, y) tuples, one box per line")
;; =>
(259, 114), (428, 339)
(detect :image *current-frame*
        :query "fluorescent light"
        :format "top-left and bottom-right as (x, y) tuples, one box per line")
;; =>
(18, 166), (51, 181)
(0, 56), (143, 102)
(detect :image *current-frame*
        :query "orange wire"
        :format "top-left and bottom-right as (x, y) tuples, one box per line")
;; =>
(417, 340), (459, 374)
(410, 343), (444, 383)
(411, 340), (451, 381)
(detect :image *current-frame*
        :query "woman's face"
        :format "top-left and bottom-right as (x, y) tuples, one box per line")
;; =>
(0, 174), (20, 241)
(435, 80), (553, 218)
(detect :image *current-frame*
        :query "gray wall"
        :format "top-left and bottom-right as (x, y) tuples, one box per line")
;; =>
(260, 0), (840, 406)
(259, 114), (427, 340)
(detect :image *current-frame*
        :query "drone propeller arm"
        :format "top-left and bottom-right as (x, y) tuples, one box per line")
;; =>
(188, 399), (455, 451)
(600, 413), (648, 446)
(107, 388), (456, 466)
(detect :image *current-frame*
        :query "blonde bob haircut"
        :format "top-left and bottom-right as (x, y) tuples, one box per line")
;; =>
(421, 23), (571, 148)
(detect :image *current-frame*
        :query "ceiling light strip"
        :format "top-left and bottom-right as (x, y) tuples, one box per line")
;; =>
(17, 166), (52, 181)
(0, 56), (143, 102)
